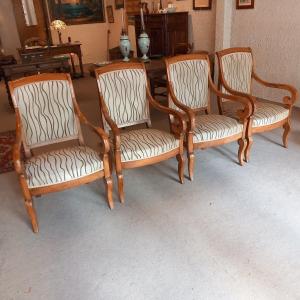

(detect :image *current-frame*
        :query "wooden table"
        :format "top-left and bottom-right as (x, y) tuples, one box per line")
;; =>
(17, 43), (84, 77)
(1, 57), (70, 107)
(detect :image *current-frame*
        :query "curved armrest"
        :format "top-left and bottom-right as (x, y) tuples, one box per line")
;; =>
(13, 115), (24, 175)
(146, 88), (186, 135)
(209, 79), (253, 120)
(253, 72), (298, 107)
(167, 82), (196, 131)
(74, 103), (110, 153)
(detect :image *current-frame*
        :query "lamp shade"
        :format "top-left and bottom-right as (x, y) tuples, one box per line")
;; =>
(50, 20), (67, 30)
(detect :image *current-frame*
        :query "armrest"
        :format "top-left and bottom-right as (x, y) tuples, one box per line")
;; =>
(167, 82), (196, 131)
(209, 79), (253, 120)
(253, 71), (298, 107)
(13, 116), (24, 175)
(74, 103), (110, 154)
(146, 88), (186, 135)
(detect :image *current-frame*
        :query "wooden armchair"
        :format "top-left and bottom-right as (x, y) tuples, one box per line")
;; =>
(216, 47), (298, 161)
(9, 73), (113, 233)
(95, 62), (185, 203)
(165, 54), (252, 180)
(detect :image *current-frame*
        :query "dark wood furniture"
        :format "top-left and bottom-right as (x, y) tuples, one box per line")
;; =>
(95, 62), (185, 203)
(2, 57), (70, 107)
(216, 47), (298, 161)
(134, 12), (189, 58)
(0, 54), (17, 81)
(18, 43), (84, 77)
(9, 73), (113, 233)
(165, 54), (252, 180)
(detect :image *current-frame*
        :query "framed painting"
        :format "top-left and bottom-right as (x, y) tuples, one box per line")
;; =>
(236, 0), (255, 9)
(193, 0), (212, 10)
(115, 0), (124, 9)
(46, 0), (105, 25)
(106, 5), (114, 23)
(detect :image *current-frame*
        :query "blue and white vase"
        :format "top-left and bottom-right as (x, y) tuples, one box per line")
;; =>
(119, 34), (131, 62)
(138, 31), (150, 60)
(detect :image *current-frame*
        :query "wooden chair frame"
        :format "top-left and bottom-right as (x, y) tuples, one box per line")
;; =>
(165, 53), (252, 181)
(95, 62), (185, 203)
(9, 73), (113, 233)
(216, 47), (298, 161)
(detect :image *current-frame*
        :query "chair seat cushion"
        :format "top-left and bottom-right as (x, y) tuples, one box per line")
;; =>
(252, 102), (289, 128)
(24, 146), (103, 188)
(193, 115), (243, 143)
(118, 128), (179, 162)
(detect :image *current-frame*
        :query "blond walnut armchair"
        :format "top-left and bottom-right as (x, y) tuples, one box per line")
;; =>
(165, 54), (252, 180)
(9, 73), (113, 233)
(216, 47), (298, 161)
(95, 62), (185, 203)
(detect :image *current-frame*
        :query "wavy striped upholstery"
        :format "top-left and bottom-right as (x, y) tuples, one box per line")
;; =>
(252, 102), (289, 127)
(168, 59), (209, 110)
(97, 69), (150, 129)
(221, 52), (253, 94)
(24, 146), (103, 188)
(12, 80), (78, 147)
(115, 129), (179, 162)
(223, 101), (289, 128)
(193, 115), (243, 143)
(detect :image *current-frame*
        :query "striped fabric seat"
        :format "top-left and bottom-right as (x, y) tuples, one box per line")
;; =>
(193, 115), (243, 143)
(252, 102), (289, 127)
(24, 146), (103, 188)
(222, 101), (289, 128)
(116, 129), (179, 162)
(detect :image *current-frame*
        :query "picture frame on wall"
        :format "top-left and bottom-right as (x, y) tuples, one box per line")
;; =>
(46, 0), (105, 25)
(106, 5), (114, 23)
(115, 0), (125, 9)
(236, 0), (255, 9)
(193, 0), (212, 10)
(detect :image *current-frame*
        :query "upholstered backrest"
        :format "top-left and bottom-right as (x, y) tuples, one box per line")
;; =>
(96, 68), (150, 129)
(167, 59), (209, 110)
(12, 79), (79, 147)
(220, 52), (253, 94)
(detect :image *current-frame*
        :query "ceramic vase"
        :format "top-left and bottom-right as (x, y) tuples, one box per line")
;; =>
(138, 31), (150, 61)
(119, 34), (131, 62)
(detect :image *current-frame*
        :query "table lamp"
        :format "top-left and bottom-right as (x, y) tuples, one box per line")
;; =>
(51, 20), (67, 44)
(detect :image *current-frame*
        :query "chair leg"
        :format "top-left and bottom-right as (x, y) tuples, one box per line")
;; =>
(187, 132), (194, 181)
(238, 138), (247, 166)
(245, 136), (253, 162)
(283, 119), (291, 148)
(176, 154), (184, 184)
(104, 177), (114, 209)
(115, 150), (125, 203)
(20, 177), (39, 233)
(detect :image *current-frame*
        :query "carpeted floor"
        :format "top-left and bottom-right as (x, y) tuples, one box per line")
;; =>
(0, 76), (300, 299)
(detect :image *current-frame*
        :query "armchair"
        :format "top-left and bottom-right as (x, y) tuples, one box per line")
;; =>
(216, 47), (298, 161)
(9, 73), (113, 233)
(165, 54), (252, 180)
(95, 62), (185, 203)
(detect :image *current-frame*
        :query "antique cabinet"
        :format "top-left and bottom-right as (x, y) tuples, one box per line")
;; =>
(134, 12), (189, 57)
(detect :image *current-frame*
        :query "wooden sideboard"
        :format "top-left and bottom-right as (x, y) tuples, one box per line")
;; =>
(134, 12), (189, 58)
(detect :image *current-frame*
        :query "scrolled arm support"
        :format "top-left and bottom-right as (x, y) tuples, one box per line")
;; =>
(253, 72), (298, 108)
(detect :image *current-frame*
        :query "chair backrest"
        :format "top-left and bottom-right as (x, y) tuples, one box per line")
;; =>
(9, 73), (80, 149)
(95, 63), (150, 130)
(166, 54), (210, 111)
(217, 48), (253, 95)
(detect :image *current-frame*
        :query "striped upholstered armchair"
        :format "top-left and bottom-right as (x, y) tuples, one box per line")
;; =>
(9, 73), (113, 233)
(95, 62), (185, 203)
(216, 47), (298, 161)
(165, 54), (252, 181)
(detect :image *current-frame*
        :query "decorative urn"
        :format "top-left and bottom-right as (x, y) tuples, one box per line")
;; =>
(138, 31), (150, 61)
(119, 33), (131, 62)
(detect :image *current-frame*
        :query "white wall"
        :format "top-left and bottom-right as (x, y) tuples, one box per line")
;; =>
(231, 0), (300, 107)
(0, 0), (21, 57)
